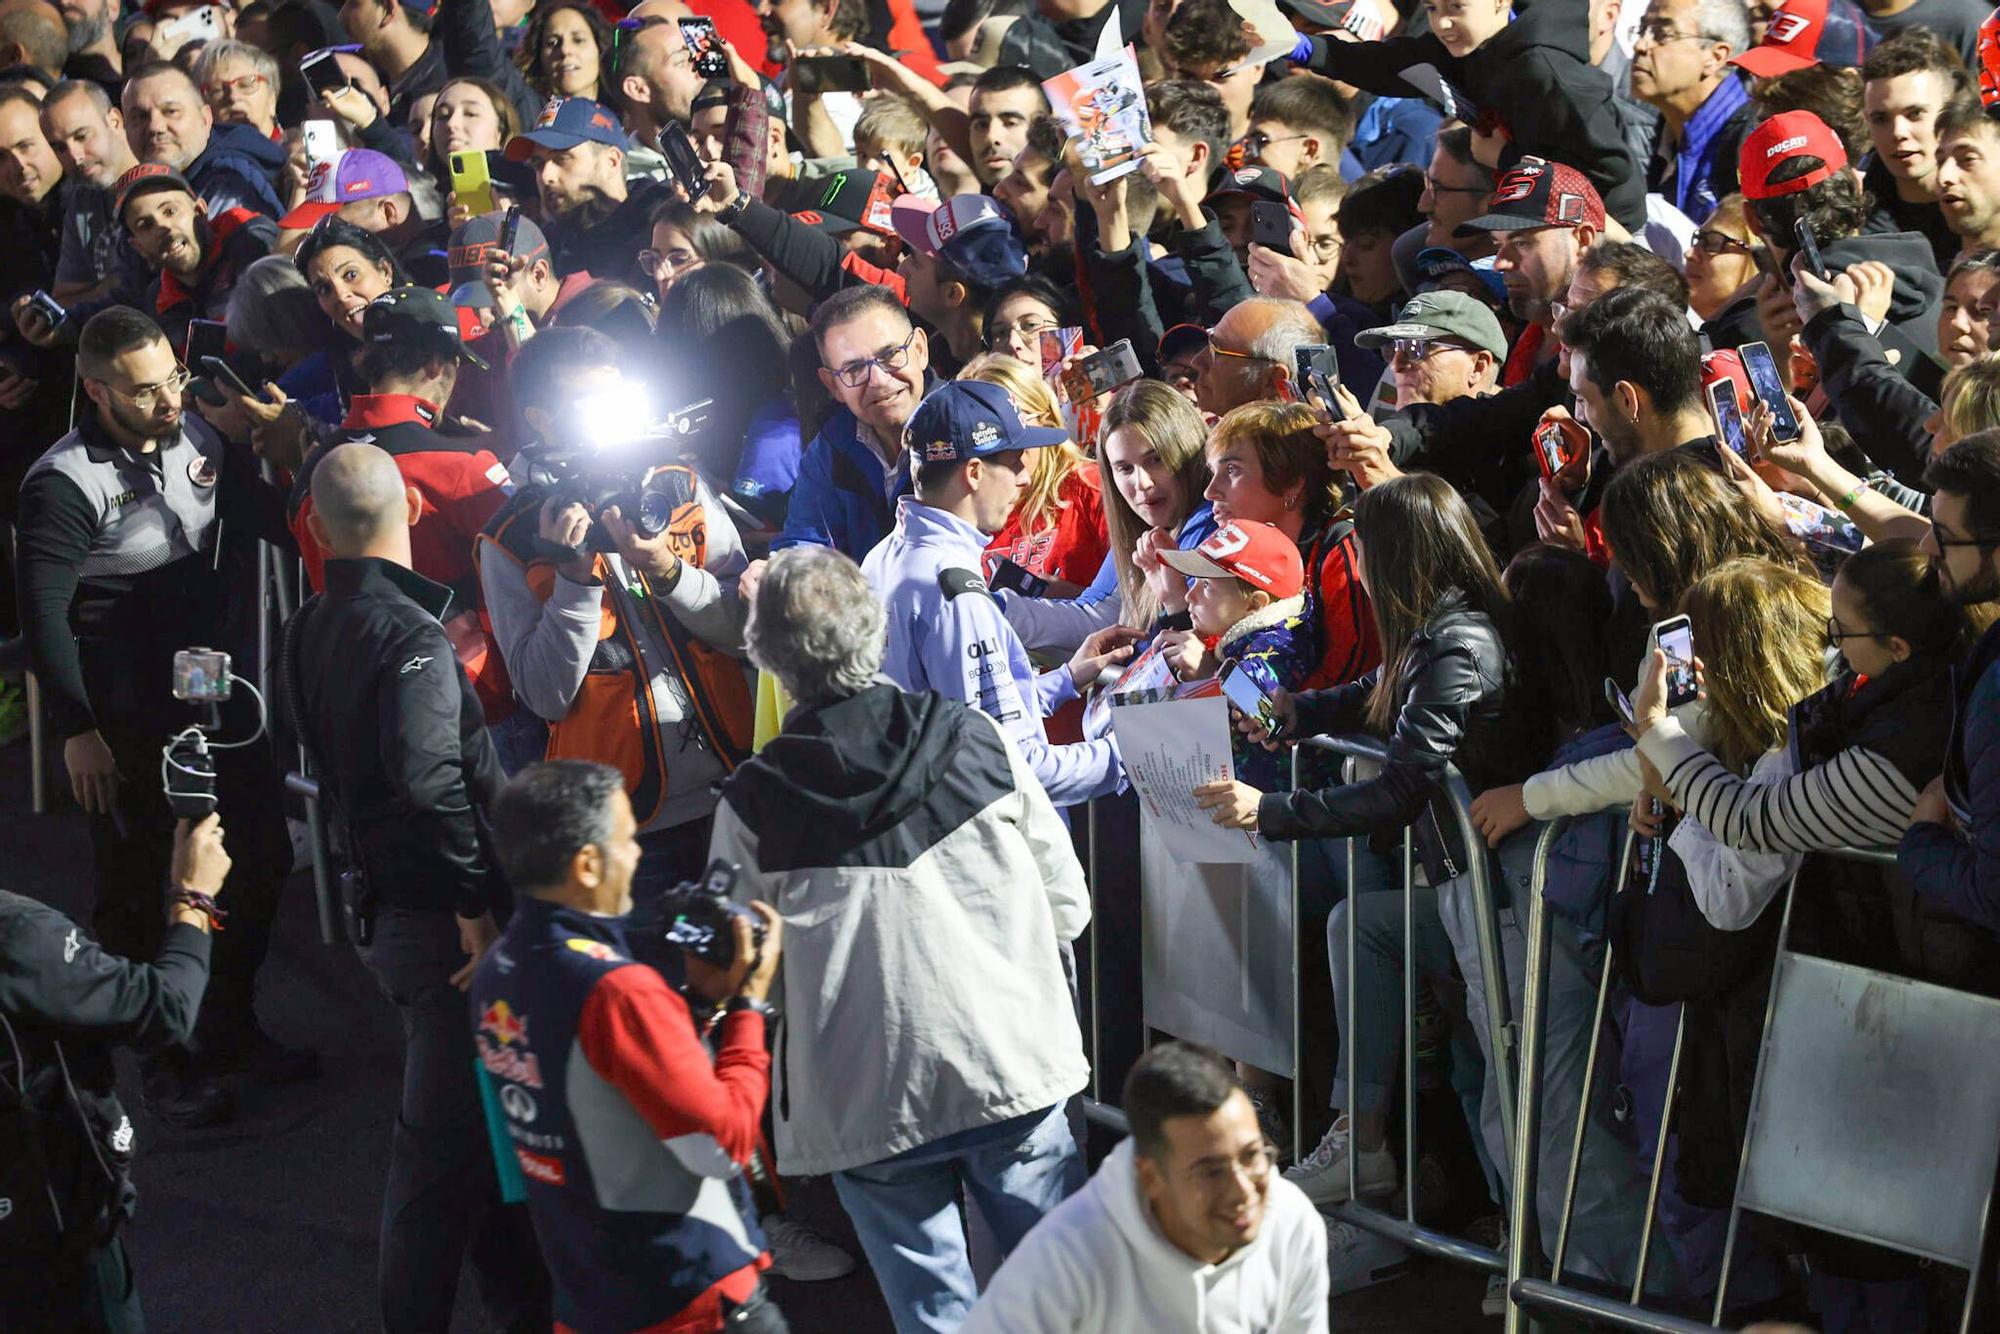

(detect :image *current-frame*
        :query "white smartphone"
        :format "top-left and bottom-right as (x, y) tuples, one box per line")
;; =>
(301, 119), (340, 173)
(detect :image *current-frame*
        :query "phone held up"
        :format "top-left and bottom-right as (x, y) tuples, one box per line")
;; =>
(1652, 615), (1699, 709)
(1737, 340), (1801, 443)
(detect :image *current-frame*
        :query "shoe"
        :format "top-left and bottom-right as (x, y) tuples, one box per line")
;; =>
(1483, 1271), (1507, 1318)
(760, 1214), (856, 1282)
(1283, 1115), (1398, 1206)
(1247, 1089), (1291, 1164)
(200, 1020), (322, 1084)
(142, 1064), (234, 1129)
(1323, 1213), (1409, 1297)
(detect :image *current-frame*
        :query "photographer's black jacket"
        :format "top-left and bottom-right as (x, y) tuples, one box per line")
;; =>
(16, 409), (293, 740)
(0, 892), (210, 1260)
(277, 557), (502, 918)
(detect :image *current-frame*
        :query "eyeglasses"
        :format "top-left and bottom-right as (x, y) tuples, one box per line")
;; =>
(1931, 525), (2000, 549)
(1692, 228), (1754, 257)
(1423, 173), (1491, 197)
(988, 317), (1060, 348)
(1184, 1142), (1280, 1192)
(1203, 332), (1278, 365)
(1390, 337), (1474, 362)
(1634, 21), (1713, 44)
(203, 73), (270, 102)
(1826, 616), (1884, 645)
(102, 366), (192, 410)
(829, 328), (919, 388)
(638, 247), (700, 279)
(1242, 130), (1306, 158)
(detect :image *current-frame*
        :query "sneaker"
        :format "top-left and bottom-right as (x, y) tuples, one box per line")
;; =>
(760, 1214), (856, 1282)
(1323, 1213), (1409, 1297)
(1283, 1115), (1398, 1206)
(199, 1020), (322, 1085)
(1246, 1089), (1291, 1164)
(1483, 1271), (1507, 1318)
(142, 1063), (234, 1129)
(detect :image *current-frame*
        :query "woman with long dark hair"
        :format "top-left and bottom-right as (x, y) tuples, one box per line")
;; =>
(517, 0), (612, 101)
(650, 263), (801, 536)
(268, 219), (409, 438)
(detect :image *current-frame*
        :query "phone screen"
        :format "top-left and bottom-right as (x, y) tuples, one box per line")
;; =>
(1040, 326), (1083, 381)
(1221, 663), (1283, 736)
(1079, 339), (1142, 397)
(1707, 381), (1749, 456)
(1655, 617), (1699, 708)
(1737, 341), (1801, 442)
(660, 125), (709, 201)
(1604, 677), (1635, 725)
(678, 18), (728, 77)
(1534, 419), (1580, 480)
(173, 649), (232, 701)
(301, 50), (348, 97)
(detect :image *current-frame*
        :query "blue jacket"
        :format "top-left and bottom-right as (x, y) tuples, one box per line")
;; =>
(1900, 620), (2000, 932)
(771, 404), (912, 558)
(469, 897), (770, 1333)
(189, 122), (286, 219)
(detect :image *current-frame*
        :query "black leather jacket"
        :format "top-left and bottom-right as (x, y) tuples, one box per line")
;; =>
(1259, 592), (1549, 881)
(276, 557), (503, 917)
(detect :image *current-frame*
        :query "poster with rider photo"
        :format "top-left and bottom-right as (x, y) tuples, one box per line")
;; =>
(1043, 46), (1151, 185)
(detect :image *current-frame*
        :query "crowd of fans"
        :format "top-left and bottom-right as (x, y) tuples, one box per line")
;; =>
(3, 0), (2000, 1326)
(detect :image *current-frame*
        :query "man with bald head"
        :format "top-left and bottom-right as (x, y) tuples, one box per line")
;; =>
(1196, 295), (1325, 417)
(0, 0), (70, 80)
(277, 441), (550, 1333)
(121, 59), (284, 217)
(615, 0), (706, 152)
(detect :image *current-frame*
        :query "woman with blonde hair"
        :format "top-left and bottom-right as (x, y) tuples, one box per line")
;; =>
(958, 352), (1108, 597)
(994, 379), (1215, 652)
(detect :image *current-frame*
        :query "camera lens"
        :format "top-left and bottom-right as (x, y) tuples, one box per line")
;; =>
(636, 486), (674, 538)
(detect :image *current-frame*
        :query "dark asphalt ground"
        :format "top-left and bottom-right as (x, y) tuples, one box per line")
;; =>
(4, 737), (1497, 1333)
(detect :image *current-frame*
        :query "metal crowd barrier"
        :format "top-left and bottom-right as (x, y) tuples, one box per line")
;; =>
(1505, 838), (2000, 1331)
(1295, 733), (1519, 1278)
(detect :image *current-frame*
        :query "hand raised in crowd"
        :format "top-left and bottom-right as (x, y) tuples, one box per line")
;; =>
(600, 505), (682, 585)
(65, 728), (118, 816)
(1193, 776), (1264, 830)
(230, 380), (308, 472)
(1755, 271), (1803, 348)
(1746, 394), (1829, 484)
(1469, 124), (1506, 168)
(1068, 624), (1145, 691)
(1138, 141), (1204, 229)
(1133, 526), (1189, 614)
(1533, 477), (1588, 552)
(1713, 432), (1788, 531)
(1234, 685), (1296, 750)
(450, 912), (499, 991)
(684, 902), (785, 1003)
(10, 294), (59, 349)
(1247, 229), (1327, 304)
(1070, 141), (1132, 248)
(1468, 783), (1533, 847)
(737, 557), (767, 607)
(321, 84), (377, 130)
(688, 159), (740, 215)
(170, 813), (230, 897)
(1153, 627), (1209, 680)
(1629, 645), (1702, 737)
(538, 495), (598, 583)
(1319, 384), (1401, 489)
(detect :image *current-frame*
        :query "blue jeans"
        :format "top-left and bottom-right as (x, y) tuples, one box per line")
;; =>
(832, 1104), (1082, 1334)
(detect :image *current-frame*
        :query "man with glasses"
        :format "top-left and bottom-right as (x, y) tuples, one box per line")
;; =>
(1195, 294), (1323, 417)
(113, 161), (277, 351)
(965, 1042), (1329, 1333)
(1627, 0), (1754, 220)
(1354, 289), (1506, 410)
(1244, 75), (1350, 181)
(16, 304), (303, 1129)
(1904, 432), (2000, 931)
(1417, 127), (1496, 256)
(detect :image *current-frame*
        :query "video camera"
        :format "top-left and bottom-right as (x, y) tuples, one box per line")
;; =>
(161, 648), (267, 818)
(649, 860), (766, 969)
(539, 382), (716, 554)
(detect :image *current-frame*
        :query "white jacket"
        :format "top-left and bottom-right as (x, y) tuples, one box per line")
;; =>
(962, 1139), (1330, 1334)
(708, 683), (1090, 1176)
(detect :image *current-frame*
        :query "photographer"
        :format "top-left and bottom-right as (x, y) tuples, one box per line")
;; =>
(275, 442), (548, 1333)
(0, 815), (228, 1334)
(476, 337), (754, 897)
(15, 305), (302, 1128)
(473, 760), (787, 1334)
(713, 545), (1090, 1329)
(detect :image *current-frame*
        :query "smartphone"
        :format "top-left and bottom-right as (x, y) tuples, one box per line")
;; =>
(26, 289), (64, 328)
(1604, 677), (1635, 726)
(793, 54), (872, 94)
(1706, 379), (1749, 456)
(498, 204), (521, 257)
(1737, 340), (1801, 443)
(200, 355), (257, 401)
(659, 122), (710, 203)
(156, 4), (222, 53)
(172, 648), (232, 702)
(1652, 615), (1699, 709)
(300, 48), (349, 98)
(1071, 338), (1143, 399)
(1220, 660), (1286, 739)
(1250, 200), (1293, 255)
(989, 557), (1050, 598)
(1792, 216), (1828, 281)
(300, 119), (341, 175)
(185, 318), (228, 369)
(1533, 416), (1585, 481)
(1039, 326), (1083, 381)
(678, 17), (728, 78)
(1293, 342), (1339, 408)
(448, 149), (496, 217)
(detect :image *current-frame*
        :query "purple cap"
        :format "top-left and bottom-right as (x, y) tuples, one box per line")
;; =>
(279, 149), (409, 229)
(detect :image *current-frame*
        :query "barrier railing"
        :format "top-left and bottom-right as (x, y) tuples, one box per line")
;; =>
(1294, 733), (1519, 1277)
(1505, 837), (2000, 1331)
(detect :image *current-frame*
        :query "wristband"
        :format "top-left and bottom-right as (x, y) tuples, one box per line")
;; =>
(1835, 480), (1869, 511)
(171, 887), (227, 930)
(715, 192), (750, 226)
(726, 995), (779, 1022)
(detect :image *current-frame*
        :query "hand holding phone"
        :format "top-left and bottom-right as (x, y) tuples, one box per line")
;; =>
(1652, 615), (1700, 709)
(448, 150), (496, 217)
(1532, 413), (1587, 482)
(1737, 341), (1801, 443)
(659, 123), (710, 203)
(1791, 217), (1828, 281)
(1250, 201), (1294, 256)
(1706, 380), (1749, 456)
(989, 557), (1051, 598)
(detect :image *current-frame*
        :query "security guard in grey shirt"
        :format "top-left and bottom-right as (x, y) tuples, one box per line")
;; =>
(15, 305), (310, 1126)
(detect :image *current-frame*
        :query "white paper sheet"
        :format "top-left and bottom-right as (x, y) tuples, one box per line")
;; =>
(1112, 695), (1260, 865)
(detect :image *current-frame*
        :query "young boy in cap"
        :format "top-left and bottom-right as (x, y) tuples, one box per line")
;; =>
(862, 378), (1139, 807)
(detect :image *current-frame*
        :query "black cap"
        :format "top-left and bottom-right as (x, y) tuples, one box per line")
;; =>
(361, 287), (490, 372)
